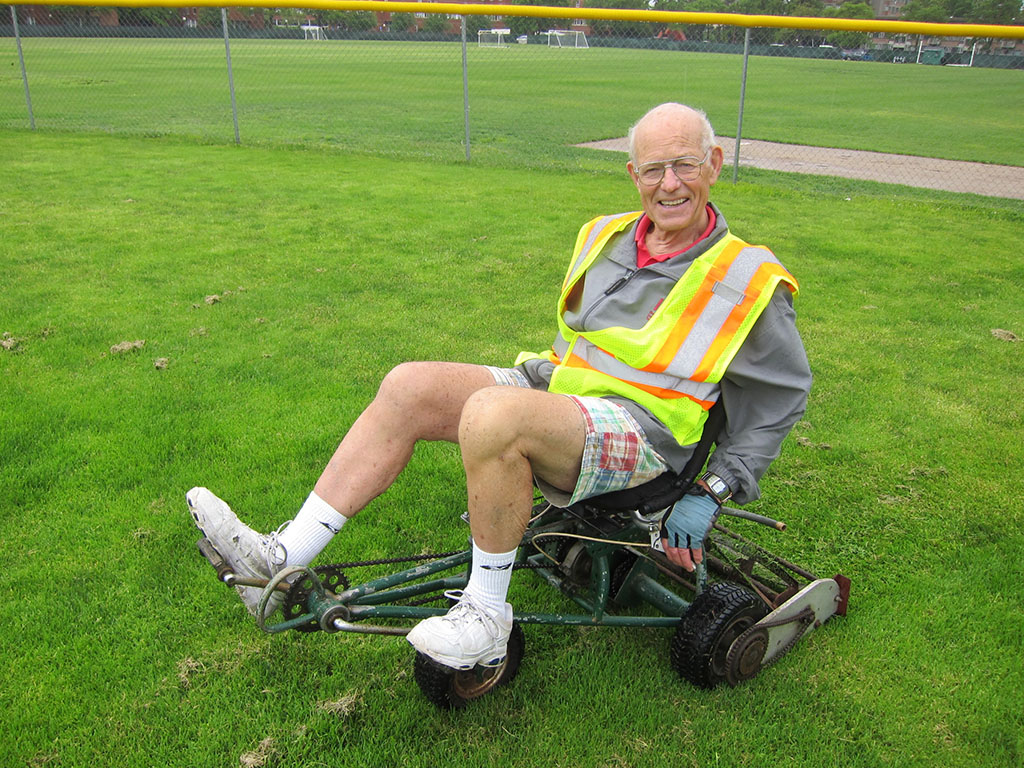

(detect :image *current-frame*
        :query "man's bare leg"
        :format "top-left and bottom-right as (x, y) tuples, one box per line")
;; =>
(459, 386), (587, 551)
(406, 387), (587, 669)
(313, 361), (499, 519)
(188, 361), (500, 616)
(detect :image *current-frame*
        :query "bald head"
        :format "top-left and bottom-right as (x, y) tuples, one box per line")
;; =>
(627, 103), (717, 164)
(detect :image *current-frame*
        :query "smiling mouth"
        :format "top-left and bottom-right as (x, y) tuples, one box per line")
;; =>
(659, 197), (690, 208)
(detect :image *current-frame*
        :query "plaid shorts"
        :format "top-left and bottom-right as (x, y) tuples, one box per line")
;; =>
(486, 366), (670, 507)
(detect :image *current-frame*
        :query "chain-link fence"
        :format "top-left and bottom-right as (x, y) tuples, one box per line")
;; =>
(3, 4), (1023, 198)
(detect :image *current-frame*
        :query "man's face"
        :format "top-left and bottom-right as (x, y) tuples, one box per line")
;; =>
(627, 111), (724, 242)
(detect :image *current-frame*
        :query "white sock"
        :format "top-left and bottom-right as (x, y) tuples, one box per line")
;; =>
(463, 542), (517, 615)
(276, 491), (347, 566)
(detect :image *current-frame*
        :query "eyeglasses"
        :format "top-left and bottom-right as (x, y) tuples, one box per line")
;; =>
(634, 150), (711, 186)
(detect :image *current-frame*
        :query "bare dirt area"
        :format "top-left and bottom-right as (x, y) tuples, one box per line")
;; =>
(578, 137), (1024, 200)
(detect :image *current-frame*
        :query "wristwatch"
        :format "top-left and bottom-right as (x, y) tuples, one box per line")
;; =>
(700, 471), (732, 505)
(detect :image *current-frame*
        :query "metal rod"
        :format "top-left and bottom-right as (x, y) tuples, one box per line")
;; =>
(221, 8), (241, 145)
(461, 15), (470, 162)
(719, 506), (787, 531)
(332, 618), (410, 635)
(11, 5), (35, 130)
(732, 27), (751, 185)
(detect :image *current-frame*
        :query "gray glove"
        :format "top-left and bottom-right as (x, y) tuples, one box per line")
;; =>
(659, 489), (720, 557)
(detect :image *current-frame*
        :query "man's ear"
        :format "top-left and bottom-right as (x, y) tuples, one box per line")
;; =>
(707, 146), (725, 185)
(626, 161), (641, 190)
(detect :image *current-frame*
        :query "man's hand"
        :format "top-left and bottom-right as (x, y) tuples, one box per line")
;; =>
(659, 490), (720, 571)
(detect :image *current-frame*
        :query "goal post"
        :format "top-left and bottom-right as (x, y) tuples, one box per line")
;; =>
(302, 25), (327, 41)
(546, 30), (589, 49)
(477, 28), (511, 47)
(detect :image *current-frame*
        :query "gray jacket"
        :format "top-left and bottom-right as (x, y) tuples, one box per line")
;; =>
(517, 204), (812, 505)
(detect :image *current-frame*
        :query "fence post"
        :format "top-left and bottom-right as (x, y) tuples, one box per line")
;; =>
(221, 8), (241, 145)
(11, 5), (36, 130)
(732, 27), (751, 185)
(461, 15), (471, 162)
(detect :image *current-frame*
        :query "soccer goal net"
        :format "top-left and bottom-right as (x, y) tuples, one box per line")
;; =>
(302, 25), (327, 41)
(546, 30), (589, 49)
(477, 28), (511, 47)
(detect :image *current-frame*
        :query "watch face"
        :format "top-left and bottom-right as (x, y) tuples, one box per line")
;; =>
(703, 473), (730, 501)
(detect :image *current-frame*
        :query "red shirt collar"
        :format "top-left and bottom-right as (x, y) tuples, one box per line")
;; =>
(635, 206), (717, 268)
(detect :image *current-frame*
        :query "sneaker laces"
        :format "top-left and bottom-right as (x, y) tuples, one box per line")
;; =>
(440, 590), (503, 641)
(261, 521), (291, 576)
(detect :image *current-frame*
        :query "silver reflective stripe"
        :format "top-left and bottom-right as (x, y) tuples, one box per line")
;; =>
(568, 213), (634, 282)
(661, 246), (780, 379)
(553, 329), (570, 359)
(571, 336), (719, 404)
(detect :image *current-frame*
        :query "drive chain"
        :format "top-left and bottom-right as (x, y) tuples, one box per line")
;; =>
(282, 550), (550, 629)
(725, 605), (815, 685)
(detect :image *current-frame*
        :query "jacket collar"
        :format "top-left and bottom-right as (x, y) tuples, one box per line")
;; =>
(605, 202), (730, 278)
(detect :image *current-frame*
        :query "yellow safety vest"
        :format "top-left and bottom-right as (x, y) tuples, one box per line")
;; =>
(517, 212), (799, 447)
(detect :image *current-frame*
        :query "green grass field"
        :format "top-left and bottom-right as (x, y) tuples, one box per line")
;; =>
(1, 122), (1022, 767)
(2, 37), (1022, 168)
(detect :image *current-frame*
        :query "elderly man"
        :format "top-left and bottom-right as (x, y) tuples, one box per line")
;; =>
(188, 102), (811, 673)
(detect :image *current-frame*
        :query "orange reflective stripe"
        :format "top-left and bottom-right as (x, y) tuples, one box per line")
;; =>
(642, 239), (747, 373)
(690, 262), (793, 382)
(563, 353), (715, 409)
(626, 381), (715, 409)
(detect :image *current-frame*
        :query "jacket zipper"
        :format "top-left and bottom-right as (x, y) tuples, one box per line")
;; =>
(578, 268), (636, 328)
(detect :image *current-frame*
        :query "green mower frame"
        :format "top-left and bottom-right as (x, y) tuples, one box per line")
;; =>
(197, 494), (850, 708)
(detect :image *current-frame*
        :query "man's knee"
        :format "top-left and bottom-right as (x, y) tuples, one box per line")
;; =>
(377, 361), (423, 401)
(458, 388), (526, 459)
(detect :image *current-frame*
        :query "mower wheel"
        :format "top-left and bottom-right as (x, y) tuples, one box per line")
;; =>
(413, 622), (525, 709)
(671, 582), (769, 689)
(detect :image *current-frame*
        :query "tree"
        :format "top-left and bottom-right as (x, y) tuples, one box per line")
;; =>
(657, 0), (729, 43)
(422, 12), (452, 35)
(902, 0), (951, 22)
(589, 0), (658, 37)
(118, 7), (180, 26)
(966, 0), (1020, 24)
(825, 1), (873, 48)
(389, 12), (415, 32)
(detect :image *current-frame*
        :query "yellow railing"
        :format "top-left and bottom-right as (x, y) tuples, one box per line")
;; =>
(10, 0), (1024, 41)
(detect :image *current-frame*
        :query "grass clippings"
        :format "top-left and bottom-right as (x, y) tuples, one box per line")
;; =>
(317, 691), (362, 719)
(991, 328), (1019, 342)
(1, 332), (22, 352)
(110, 339), (145, 354)
(239, 737), (278, 768)
(175, 657), (206, 690)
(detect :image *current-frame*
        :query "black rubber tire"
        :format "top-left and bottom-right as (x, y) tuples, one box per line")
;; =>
(671, 582), (769, 689)
(413, 622), (525, 709)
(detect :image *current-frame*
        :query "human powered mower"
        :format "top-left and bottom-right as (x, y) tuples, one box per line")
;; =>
(196, 406), (850, 709)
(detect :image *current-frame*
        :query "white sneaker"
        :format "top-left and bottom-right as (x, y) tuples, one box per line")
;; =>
(406, 590), (513, 670)
(187, 486), (287, 619)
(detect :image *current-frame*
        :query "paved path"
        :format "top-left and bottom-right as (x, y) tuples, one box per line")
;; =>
(578, 137), (1024, 200)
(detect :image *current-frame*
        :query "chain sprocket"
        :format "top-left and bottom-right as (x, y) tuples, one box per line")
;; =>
(282, 563), (352, 632)
(724, 605), (815, 686)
